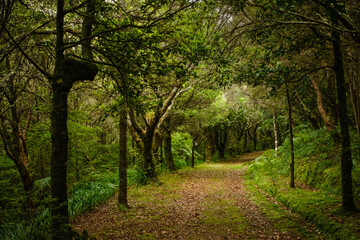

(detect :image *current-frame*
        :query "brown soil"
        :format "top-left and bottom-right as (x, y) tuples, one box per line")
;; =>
(71, 151), (322, 239)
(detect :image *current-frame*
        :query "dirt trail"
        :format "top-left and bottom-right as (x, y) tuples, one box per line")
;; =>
(72, 152), (320, 239)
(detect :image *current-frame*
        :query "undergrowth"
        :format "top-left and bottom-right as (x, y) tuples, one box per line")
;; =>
(246, 127), (360, 239)
(1, 155), (201, 240)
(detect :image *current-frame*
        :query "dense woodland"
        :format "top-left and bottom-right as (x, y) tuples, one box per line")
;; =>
(1, 0), (360, 239)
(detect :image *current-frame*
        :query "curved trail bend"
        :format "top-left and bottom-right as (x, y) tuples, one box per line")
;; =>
(72, 151), (322, 239)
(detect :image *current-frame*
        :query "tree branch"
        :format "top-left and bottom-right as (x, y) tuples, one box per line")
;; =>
(128, 107), (146, 139)
(5, 28), (51, 78)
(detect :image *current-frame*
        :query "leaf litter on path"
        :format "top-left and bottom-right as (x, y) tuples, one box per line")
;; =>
(72, 151), (323, 239)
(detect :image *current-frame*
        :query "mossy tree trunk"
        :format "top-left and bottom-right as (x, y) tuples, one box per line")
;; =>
(243, 130), (248, 152)
(191, 133), (202, 168)
(205, 132), (212, 162)
(330, 6), (356, 212)
(50, 86), (71, 239)
(50, 1), (98, 238)
(215, 125), (228, 159)
(248, 125), (258, 151)
(163, 118), (175, 172)
(0, 63), (34, 214)
(142, 134), (157, 180)
(118, 107), (128, 206)
(273, 110), (279, 158)
(286, 85), (295, 188)
(128, 86), (183, 180)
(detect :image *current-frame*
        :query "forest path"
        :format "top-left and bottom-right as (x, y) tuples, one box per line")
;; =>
(72, 151), (322, 239)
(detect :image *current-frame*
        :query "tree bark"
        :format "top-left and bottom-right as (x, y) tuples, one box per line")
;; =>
(127, 84), (193, 180)
(132, 138), (136, 166)
(50, 1), (98, 238)
(50, 87), (72, 239)
(273, 110), (279, 158)
(311, 76), (340, 142)
(191, 139), (195, 168)
(205, 132), (212, 162)
(286, 85), (295, 188)
(347, 50), (360, 139)
(330, 7), (356, 211)
(118, 107), (128, 206)
(0, 80), (34, 214)
(81, 0), (95, 60)
(159, 140), (163, 164)
(215, 125), (228, 159)
(164, 129), (175, 172)
(252, 125), (258, 151)
(307, 115), (320, 130)
(163, 119), (175, 172)
(142, 135), (157, 180)
(243, 130), (248, 152)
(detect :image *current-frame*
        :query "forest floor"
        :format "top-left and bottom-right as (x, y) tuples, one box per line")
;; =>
(72, 151), (324, 239)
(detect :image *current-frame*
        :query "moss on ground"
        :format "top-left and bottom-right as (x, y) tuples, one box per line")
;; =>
(244, 179), (323, 239)
(245, 165), (360, 240)
(203, 198), (248, 235)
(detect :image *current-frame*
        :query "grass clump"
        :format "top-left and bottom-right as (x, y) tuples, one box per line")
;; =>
(69, 177), (118, 217)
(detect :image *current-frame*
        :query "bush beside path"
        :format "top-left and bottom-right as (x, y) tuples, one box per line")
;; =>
(72, 151), (323, 239)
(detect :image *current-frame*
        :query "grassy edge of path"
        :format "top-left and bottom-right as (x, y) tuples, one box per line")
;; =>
(243, 159), (360, 240)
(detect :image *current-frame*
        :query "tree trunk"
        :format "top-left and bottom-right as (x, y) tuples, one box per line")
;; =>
(286, 85), (295, 188)
(118, 107), (128, 206)
(277, 124), (282, 147)
(152, 131), (162, 164)
(243, 131), (247, 151)
(132, 138), (136, 166)
(205, 132), (212, 162)
(215, 126), (228, 159)
(347, 51), (360, 138)
(218, 148), (225, 159)
(273, 110), (279, 158)
(0, 59), (34, 214)
(142, 136), (156, 180)
(311, 76), (340, 142)
(160, 140), (163, 164)
(253, 125), (258, 151)
(0, 113), (34, 214)
(50, 1), (98, 237)
(349, 74), (360, 138)
(164, 130), (175, 172)
(191, 139), (195, 168)
(307, 115), (320, 130)
(331, 7), (356, 211)
(50, 87), (71, 239)
(311, 76), (336, 131)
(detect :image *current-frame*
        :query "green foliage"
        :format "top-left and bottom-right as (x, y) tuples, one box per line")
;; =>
(68, 174), (118, 217)
(171, 132), (192, 161)
(0, 154), (26, 221)
(251, 127), (346, 195)
(0, 209), (51, 240)
(171, 132), (201, 167)
(0, 222), (27, 240)
(247, 127), (360, 239)
(128, 167), (149, 186)
(246, 171), (359, 239)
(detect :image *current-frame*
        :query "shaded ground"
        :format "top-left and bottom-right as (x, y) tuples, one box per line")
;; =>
(72, 152), (323, 239)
